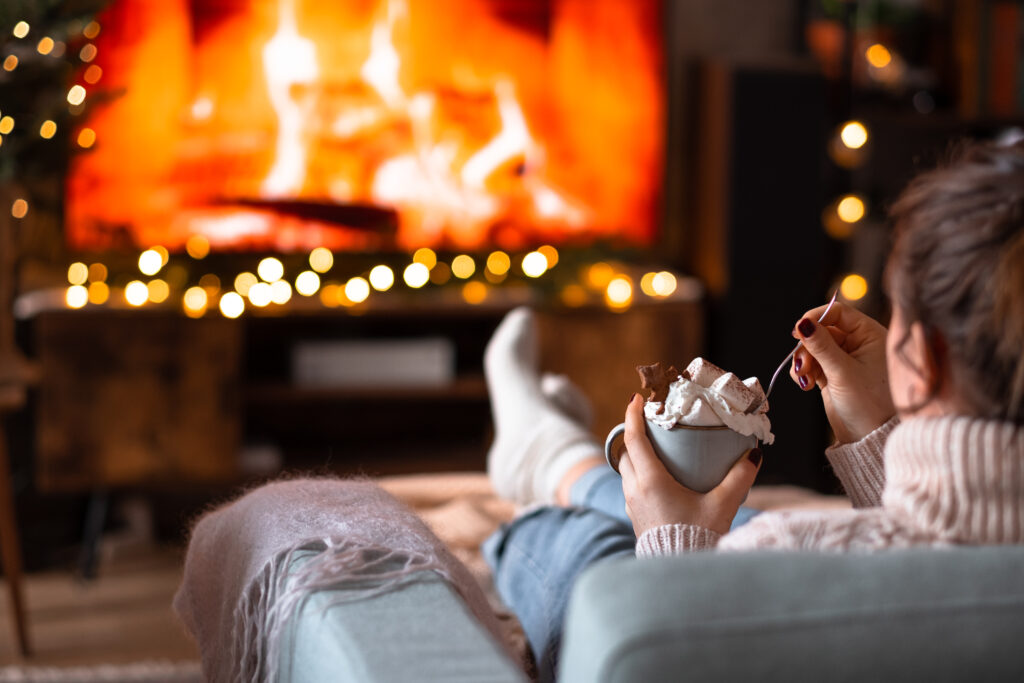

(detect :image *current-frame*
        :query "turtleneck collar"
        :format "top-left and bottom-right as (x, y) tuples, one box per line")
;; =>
(882, 416), (1024, 544)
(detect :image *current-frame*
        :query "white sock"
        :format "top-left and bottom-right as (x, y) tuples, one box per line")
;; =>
(541, 373), (594, 430)
(484, 308), (602, 505)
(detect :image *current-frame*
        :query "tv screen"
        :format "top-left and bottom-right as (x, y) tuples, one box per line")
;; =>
(65, 0), (664, 255)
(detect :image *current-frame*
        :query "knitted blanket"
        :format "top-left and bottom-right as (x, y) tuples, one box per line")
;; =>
(172, 477), (510, 683)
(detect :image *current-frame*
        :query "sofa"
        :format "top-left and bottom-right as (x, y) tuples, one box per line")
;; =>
(267, 474), (1024, 681)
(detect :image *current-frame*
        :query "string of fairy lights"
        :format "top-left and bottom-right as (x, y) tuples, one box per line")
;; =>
(5, 16), (890, 314)
(61, 242), (687, 318)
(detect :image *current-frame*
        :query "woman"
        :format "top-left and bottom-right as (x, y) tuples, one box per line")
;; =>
(482, 139), (1024, 680)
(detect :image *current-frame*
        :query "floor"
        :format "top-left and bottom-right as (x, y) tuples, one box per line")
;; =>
(0, 540), (198, 668)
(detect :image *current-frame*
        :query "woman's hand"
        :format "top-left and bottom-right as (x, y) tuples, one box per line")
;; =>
(790, 301), (895, 444)
(618, 394), (762, 537)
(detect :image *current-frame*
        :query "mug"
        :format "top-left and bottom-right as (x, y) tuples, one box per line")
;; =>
(605, 419), (757, 493)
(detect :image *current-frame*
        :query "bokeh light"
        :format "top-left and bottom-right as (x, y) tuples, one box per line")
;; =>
(257, 257), (284, 282)
(219, 292), (244, 318)
(403, 263), (430, 288)
(87, 281), (109, 305)
(10, 199), (28, 218)
(247, 282), (272, 307)
(147, 279), (170, 304)
(486, 251), (511, 275)
(12, 22), (29, 39)
(67, 85), (86, 106)
(183, 287), (208, 317)
(234, 272), (258, 296)
(840, 274), (869, 301)
(866, 44), (892, 68)
(309, 247), (333, 273)
(77, 128), (96, 148)
(451, 254), (475, 279)
(138, 249), (163, 276)
(270, 280), (292, 304)
(345, 277), (370, 303)
(186, 234), (210, 259)
(462, 281), (488, 305)
(369, 265), (394, 291)
(295, 271), (321, 296)
(837, 195), (866, 223)
(522, 251), (548, 278)
(413, 247), (437, 269)
(839, 121), (868, 150)
(65, 285), (88, 309)
(39, 120), (57, 139)
(67, 262), (88, 285)
(605, 277), (633, 309)
(125, 281), (148, 306)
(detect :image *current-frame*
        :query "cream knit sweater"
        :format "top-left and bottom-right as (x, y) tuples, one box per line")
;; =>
(636, 415), (1024, 556)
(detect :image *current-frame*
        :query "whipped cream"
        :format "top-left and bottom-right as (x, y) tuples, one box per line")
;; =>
(643, 357), (774, 444)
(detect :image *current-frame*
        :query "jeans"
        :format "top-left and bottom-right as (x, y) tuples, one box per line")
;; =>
(482, 466), (760, 682)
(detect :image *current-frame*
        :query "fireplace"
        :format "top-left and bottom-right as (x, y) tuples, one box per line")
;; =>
(66, 0), (664, 256)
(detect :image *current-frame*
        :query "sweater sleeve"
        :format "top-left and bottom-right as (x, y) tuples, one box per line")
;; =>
(635, 524), (721, 557)
(824, 416), (898, 509)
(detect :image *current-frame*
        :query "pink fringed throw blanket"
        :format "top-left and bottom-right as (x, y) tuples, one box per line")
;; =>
(173, 478), (509, 682)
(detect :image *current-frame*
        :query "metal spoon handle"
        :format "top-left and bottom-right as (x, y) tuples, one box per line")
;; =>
(748, 290), (838, 414)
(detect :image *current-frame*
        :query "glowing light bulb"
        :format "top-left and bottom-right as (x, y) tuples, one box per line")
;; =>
(83, 65), (102, 84)
(413, 247), (437, 269)
(79, 43), (97, 62)
(403, 263), (429, 288)
(39, 120), (56, 139)
(138, 249), (163, 276)
(88, 281), (109, 305)
(67, 85), (86, 106)
(12, 21), (29, 39)
(77, 128), (96, 148)
(248, 282), (272, 307)
(270, 280), (292, 304)
(522, 251), (548, 278)
(183, 287), (208, 318)
(538, 245), (559, 268)
(840, 274), (868, 301)
(147, 279), (170, 304)
(345, 277), (370, 303)
(486, 251), (511, 275)
(866, 44), (892, 68)
(319, 284), (340, 308)
(295, 271), (320, 296)
(2, 55), (18, 71)
(585, 262), (614, 290)
(234, 272), (258, 296)
(0, 117), (14, 134)
(11, 199), (28, 218)
(652, 271), (677, 297)
(186, 234), (210, 259)
(309, 247), (333, 273)
(125, 281), (149, 306)
(220, 292), (244, 318)
(257, 257), (284, 282)
(88, 263), (107, 282)
(837, 195), (866, 223)
(67, 262), (88, 285)
(36, 37), (54, 55)
(462, 281), (488, 305)
(369, 265), (394, 291)
(65, 285), (88, 309)
(605, 276), (633, 309)
(83, 21), (101, 39)
(451, 254), (475, 279)
(840, 121), (868, 150)
(640, 272), (658, 297)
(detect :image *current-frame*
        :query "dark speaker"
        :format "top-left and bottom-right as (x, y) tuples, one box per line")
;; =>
(682, 59), (836, 492)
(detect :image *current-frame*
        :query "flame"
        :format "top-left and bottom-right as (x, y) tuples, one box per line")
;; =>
(261, 0), (319, 198)
(461, 80), (530, 190)
(361, 0), (407, 108)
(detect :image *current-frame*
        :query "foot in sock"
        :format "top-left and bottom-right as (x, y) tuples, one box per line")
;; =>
(484, 307), (602, 505)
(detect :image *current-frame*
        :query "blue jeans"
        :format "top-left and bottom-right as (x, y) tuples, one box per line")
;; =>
(482, 466), (760, 682)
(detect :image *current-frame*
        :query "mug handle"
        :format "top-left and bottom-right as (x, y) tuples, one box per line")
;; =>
(604, 422), (626, 473)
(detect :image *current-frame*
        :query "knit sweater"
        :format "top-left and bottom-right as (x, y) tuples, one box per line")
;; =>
(636, 415), (1024, 557)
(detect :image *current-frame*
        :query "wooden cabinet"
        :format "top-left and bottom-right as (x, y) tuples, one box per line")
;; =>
(30, 298), (703, 490)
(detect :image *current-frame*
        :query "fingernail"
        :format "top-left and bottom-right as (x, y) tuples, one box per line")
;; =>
(799, 375), (809, 389)
(747, 447), (763, 467)
(794, 356), (802, 372)
(628, 392), (639, 406)
(797, 318), (815, 338)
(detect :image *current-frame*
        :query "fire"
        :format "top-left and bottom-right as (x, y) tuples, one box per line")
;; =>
(261, 0), (319, 198)
(66, 0), (664, 253)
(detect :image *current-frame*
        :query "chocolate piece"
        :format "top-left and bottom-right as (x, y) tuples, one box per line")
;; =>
(636, 362), (679, 413)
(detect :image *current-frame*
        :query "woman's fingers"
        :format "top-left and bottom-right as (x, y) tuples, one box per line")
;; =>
(622, 394), (670, 484)
(712, 447), (763, 511)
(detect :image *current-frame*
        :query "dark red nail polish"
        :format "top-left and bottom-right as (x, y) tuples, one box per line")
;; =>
(748, 447), (763, 466)
(797, 318), (815, 338)
(794, 356), (802, 372)
(799, 375), (809, 389)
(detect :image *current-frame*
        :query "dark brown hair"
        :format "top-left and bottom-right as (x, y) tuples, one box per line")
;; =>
(885, 139), (1024, 425)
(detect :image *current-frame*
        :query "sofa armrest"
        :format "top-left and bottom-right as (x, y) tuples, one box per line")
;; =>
(560, 547), (1024, 682)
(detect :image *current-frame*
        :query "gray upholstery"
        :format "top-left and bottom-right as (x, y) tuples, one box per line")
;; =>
(559, 547), (1024, 682)
(278, 570), (524, 683)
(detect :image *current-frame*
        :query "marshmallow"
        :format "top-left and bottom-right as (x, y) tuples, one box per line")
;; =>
(743, 377), (769, 414)
(709, 372), (758, 413)
(685, 357), (726, 389)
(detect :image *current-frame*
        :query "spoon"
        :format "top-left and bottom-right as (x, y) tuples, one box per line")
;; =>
(747, 290), (839, 414)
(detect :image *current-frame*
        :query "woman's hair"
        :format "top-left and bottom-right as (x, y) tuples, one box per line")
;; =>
(885, 138), (1024, 424)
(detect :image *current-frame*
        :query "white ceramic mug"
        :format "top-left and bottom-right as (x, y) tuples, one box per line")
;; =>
(604, 420), (757, 493)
